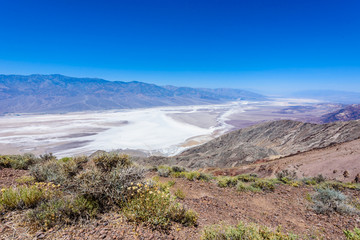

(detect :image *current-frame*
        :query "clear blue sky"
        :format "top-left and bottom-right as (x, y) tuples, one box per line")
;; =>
(0, 0), (359, 94)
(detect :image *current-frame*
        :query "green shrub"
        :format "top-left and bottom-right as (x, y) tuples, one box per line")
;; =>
(30, 160), (66, 184)
(0, 154), (41, 170)
(237, 174), (258, 183)
(236, 182), (262, 193)
(60, 156), (88, 177)
(158, 168), (171, 177)
(251, 180), (275, 192)
(312, 188), (358, 215)
(184, 171), (201, 181)
(201, 222), (298, 240)
(92, 153), (131, 172)
(174, 189), (186, 199)
(344, 227), (360, 240)
(27, 195), (98, 230)
(276, 170), (297, 184)
(316, 181), (359, 191)
(217, 176), (238, 188)
(236, 182), (247, 192)
(167, 202), (197, 227)
(75, 166), (145, 207)
(302, 175), (326, 186)
(171, 166), (186, 173)
(0, 182), (62, 210)
(15, 175), (36, 185)
(123, 184), (197, 230)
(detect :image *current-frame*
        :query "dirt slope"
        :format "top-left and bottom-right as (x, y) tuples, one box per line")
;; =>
(208, 138), (360, 183)
(1, 173), (359, 239)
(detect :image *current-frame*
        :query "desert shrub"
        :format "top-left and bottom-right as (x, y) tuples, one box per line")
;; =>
(197, 172), (213, 181)
(236, 182), (247, 192)
(276, 170), (297, 183)
(153, 180), (174, 193)
(251, 180), (275, 192)
(171, 166), (186, 173)
(313, 174), (326, 183)
(174, 171), (212, 182)
(158, 168), (171, 177)
(217, 176), (238, 188)
(15, 175), (36, 185)
(60, 156), (88, 177)
(30, 156), (88, 186)
(0, 154), (41, 170)
(167, 180), (176, 187)
(316, 181), (359, 191)
(75, 166), (145, 207)
(201, 222), (298, 240)
(174, 189), (186, 199)
(237, 174), (258, 183)
(92, 153), (131, 172)
(123, 183), (197, 230)
(30, 160), (66, 184)
(312, 188), (358, 215)
(27, 195), (98, 230)
(302, 175), (326, 186)
(168, 203), (197, 227)
(236, 182), (261, 193)
(0, 182), (62, 210)
(344, 227), (360, 240)
(39, 153), (56, 162)
(184, 171), (201, 181)
(302, 178), (318, 186)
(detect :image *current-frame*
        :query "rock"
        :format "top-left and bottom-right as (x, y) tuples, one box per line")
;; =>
(354, 173), (360, 183)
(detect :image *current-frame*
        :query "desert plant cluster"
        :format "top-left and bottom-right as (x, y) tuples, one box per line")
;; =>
(0, 153), (197, 232)
(1, 155), (360, 239)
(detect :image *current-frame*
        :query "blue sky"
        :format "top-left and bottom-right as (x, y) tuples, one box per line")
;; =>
(0, 0), (359, 94)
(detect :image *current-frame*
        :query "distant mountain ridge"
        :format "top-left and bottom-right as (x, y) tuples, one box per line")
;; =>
(0, 74), (267, 114)
(321, 104), (360, 123)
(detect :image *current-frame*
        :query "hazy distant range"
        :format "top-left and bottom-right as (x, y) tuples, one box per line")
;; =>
(0, 74), (268, 115)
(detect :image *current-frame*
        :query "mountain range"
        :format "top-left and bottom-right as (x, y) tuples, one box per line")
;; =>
(0, 74), (267, 114)
(320, 104), (360, 123)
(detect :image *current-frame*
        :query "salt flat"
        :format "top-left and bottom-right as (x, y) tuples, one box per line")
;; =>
(0, 98), (331, 157)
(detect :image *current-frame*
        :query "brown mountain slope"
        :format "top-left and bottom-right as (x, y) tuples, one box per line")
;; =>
(210, 138), (360, 183)
(145, 119), (360, 168)
(321, 104), (360, 123)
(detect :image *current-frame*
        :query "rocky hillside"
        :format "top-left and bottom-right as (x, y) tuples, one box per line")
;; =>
(0, 74), (266, 114)
(148, 120), (360, 168)
(321, 104), (360, 123)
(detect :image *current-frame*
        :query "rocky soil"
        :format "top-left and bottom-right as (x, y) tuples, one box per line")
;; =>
(0, 170), (359, 239)
(207, 138), (360, 183)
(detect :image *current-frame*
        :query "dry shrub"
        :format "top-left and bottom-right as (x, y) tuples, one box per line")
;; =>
(312, 188), (359, 215)
(75, 166), (145, 207)
(0, 154), (41, 170)
(92, 152), (131, 172)
(0, 182), (62, 211)
(28, 195), (98, 230)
